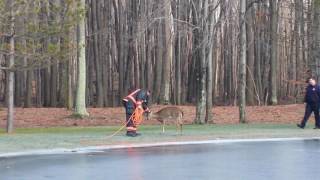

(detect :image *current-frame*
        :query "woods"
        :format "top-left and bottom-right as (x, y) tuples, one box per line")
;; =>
(0, 0), (320, 130)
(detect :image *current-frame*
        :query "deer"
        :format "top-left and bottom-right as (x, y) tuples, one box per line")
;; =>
(146, 107), (184, 135)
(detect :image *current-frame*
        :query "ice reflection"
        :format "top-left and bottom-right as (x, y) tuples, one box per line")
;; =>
(0, 140), (319, 180)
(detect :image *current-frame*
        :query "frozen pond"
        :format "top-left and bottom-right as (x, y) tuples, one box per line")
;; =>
(1, 139), (320, 180)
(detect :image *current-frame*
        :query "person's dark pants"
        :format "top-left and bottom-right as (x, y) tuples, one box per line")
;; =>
(126, 113), (136, 129)
(123, 101), (137, 134)
(300, 103), (320, 128)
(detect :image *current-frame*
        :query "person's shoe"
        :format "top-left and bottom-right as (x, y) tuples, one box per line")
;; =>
(313, 126), (320, 129)
(126, 131), (137, 137)
(297, 124), (305, 129)
(135, 132), (141, 136)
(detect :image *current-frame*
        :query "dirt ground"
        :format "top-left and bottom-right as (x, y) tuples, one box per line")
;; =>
(0, 104), (312, 128)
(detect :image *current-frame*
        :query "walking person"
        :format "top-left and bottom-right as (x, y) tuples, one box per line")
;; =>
(297, 77), (320, 129)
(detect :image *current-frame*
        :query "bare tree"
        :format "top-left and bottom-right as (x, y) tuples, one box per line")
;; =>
(160, 0), (174, 104)
(74, 0), (89, 117)
(312, 0), (320, 80)
(194, 0), (216, 124)
(269, 0), (278, 105)
(6, 0), (15, 133)
(239, 0), (247, 123)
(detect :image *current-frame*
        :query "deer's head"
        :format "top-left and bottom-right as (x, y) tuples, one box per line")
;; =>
(143, 111), (152, 121)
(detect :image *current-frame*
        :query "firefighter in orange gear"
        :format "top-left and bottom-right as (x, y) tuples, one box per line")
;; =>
(122, 89), (150, 137)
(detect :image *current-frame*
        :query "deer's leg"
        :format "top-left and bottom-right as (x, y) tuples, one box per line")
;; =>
(175, 121), (180, 135)
(162, 120), (165, 133)
(175, 122), (178, 135)
(176, 121), (182, 135)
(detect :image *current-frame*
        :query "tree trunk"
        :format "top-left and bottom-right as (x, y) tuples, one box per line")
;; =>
(74, 0), (89, 117)
(206, 44), (213, 123)
(7, 2), (15, 133)
(175, 35), (181, 105)
(67, 57), (74, 109)
(43, 68), (51, 106)
(313, 0), (320, 80)
(246, 1), (255, 105)
(14, 70), (22, 107)
(239, 0), (247, 123)
(195, 0), (215, 124)
(254, 3), (263, 105)
(269, 0), (278, 105)
(92, 0), (103, 107)
(205, 0), (216, 123)
(160, 0), (174, 104)
(153, 22), (163, 103)
(25, 70), (33, 107)
(50, 64), (58, 107)
(49, 0), (59, 107)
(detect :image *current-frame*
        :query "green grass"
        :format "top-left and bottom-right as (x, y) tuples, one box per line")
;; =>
(0, 123), (319, 154)
(0, 123), (301, 134)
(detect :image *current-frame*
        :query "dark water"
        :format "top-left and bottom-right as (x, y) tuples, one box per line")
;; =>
(1, 139), (320, 180)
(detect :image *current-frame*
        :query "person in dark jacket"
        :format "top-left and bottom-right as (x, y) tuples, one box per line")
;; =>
(122, 88), (150, 137)
(297, 77), (320, 129)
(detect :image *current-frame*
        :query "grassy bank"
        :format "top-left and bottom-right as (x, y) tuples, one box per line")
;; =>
(0, 124), (319, 154)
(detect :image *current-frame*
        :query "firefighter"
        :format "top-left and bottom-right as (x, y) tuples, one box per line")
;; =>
(297, 77), (320, 129)
(122, 88), (150, 137)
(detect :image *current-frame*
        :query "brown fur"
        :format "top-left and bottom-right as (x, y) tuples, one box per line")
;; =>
(147, 107), (184, 134)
